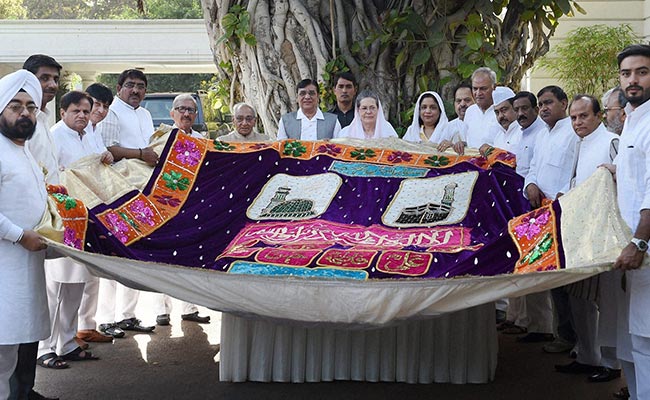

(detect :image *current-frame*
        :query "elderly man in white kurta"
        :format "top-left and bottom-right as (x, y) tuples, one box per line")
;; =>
(97, 69), (156, 336)
(608, 44), (650, 400)
(0, 70), (50, 400)
(153, 94), (211, 326)
(37, 91), (114, 368)
(219, 103), (270, 142)
(554, 96), (620, 378)
(462, 67), (499, 149)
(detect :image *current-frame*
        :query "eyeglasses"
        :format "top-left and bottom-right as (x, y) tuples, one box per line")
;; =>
(174, 106), (197, 114)
(122, 82), (146, 90)
(235, 116), (255, 123)
(604, 107), (622, 113)
(298, 90), (318, 98)
(4, 104), (39, 115)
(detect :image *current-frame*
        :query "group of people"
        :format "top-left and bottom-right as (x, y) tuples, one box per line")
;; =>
(0, 55), (214, 400)
(3, 43), (650, 400)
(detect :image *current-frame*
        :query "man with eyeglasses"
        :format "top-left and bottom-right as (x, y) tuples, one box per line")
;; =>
(0, 69), (55, 400)
(602, 86), (627, 135)
(96, 69), (156, 338)
(277, 78), (341, 140)
(153, 93), (211, 327)
(219, 102), (269, 142)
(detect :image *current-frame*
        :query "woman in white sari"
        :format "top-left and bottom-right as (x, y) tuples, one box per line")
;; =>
(403, 91), (456, 152)
(338, 90), (398, 139)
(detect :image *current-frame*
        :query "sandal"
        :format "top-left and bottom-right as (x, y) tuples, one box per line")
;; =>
(37, 353), (69, 369)
(61, 346), (99, 361)
(502, 325), (528, 335)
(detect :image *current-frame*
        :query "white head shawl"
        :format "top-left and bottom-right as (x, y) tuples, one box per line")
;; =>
(0, 70), (42, 113)
(339, 94), (398, 139)
(403, 91), (449, 143)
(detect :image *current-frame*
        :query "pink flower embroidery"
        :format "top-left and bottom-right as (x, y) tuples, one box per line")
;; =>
(128, 199), (156, 226)
(387, 151), (413, 164)
(105, 212), (130, 243)
(63, 227), (82, 249)
(316, 143), (342, 156)
(173, 139), (201, 167)
(514, 209), (551, 240)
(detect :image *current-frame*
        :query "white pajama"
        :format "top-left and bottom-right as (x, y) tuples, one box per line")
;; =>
(37, 280), (84, 358)
(522, 291), (554, 333)
(77, 277), (99, 331)
(154, 294), (198, 316)
(0, 345), (18, 400)
(96, 278), (140, 324)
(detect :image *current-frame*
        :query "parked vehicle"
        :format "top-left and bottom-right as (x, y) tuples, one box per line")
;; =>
(141, 92), (209, 136)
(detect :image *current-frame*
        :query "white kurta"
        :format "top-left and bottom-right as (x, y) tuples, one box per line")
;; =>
(492, 121), (522, 154)
(26, 109), (59, 185)
(99, 96), (154, 149)
(0, 134), (49, 344)
(218, 130), (270, 142)
(614, 99), (650, 338)
(446, 118), (468, 144)
(523, 117), (578, 201)
(277, 109), (342, 140)
(561, 124), (617, 194)
(463, 104), (498, 149)
(516, 117), (545, 178)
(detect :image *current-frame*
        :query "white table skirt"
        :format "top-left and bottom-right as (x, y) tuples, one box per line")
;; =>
(220, 302), (497, 383)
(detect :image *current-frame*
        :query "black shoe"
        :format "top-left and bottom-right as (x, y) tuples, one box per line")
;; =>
(28, 390), (59, 400)
(588, 367), (622, 382)
(181, 311), (210, 324)
(156, 314), (170, 326)
(613, 386), (630, 399)
(516, 332), (554, 343)
(495, 309), (507, 324)
(98, 323), (125, 338)
(555, 361), (601, 374)
(117, 317), (155, 332)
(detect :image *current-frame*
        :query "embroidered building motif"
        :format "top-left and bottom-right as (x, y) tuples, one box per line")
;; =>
(395, 182), (458, 224)
(259, 187), (316, 219)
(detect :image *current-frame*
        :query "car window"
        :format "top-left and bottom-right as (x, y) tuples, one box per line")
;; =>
(141, 98), (173, 119)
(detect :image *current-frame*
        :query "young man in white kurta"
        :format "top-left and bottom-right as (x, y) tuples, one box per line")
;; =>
(0, 69), (50, 400)
(463, 68), (498, 149)
(37, 92), (114, 363)
(610, 44), (650, 400)
(97, 69), (156, 335)
(522, 86), (578, 348)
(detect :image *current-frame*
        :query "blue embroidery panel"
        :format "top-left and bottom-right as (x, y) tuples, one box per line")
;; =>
(229, 261), (369, 280)
(329, 161), (429, 178)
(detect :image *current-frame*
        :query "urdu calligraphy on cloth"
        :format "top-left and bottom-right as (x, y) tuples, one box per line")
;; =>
(48, 131), (572, 280)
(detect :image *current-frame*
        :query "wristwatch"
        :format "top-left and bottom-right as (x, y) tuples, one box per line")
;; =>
(631, 237), (649, 252)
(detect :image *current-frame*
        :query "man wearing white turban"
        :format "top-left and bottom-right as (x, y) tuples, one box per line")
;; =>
(0, 70), (54, 400)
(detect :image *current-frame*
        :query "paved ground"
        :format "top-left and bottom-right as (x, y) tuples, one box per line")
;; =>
(34, 293), (626, 400)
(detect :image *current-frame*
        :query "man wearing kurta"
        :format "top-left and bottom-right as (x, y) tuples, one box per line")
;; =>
(0, 70), (50, 400)
(96, 69), (156, 336)
(218, 102), (270, 142)
(611, 44), (650, 400)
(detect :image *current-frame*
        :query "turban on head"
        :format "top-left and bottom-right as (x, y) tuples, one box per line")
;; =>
(0, 70), (42, 113)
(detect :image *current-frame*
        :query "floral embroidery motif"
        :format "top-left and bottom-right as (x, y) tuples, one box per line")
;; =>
(51, 192), (78, 210)
(249, 143), (270, 150)
(63, 227), (82, 249)
(173, 139), (201, 167)
(213, 140), (236, 151)
(119, 211), (140, 232)
(104, 212), (131, 243)
(153, 194), (181, 207)
(387, 151), (413, 164)
(514, 209), (550, 240)
(283, 141), (307, 157)
(424, 155), (450, 167)
(162, 170), (190, 191)
(128, 199), (156, 227)
(316, 143), (342, 156)
(521, 233), (553, 265)
(350, 148), (376, 160)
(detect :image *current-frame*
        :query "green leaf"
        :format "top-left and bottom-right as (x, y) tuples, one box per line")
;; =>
(573, 2), (587, 14)
(466, 31), (483, 51)
(221, 13), (237, 28)
(244, 33), (257, 46)
(411, 47), (431, 67)
(457, 63), (479, 78)
(395, 48), (409, 70)
(466, 13), (482, 28)
(555, 0), (572, 15)
(417, 75), (429, 93)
